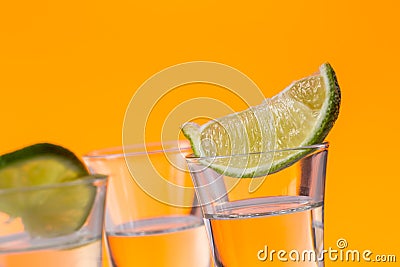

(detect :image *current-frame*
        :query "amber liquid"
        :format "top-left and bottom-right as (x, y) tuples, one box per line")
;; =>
(205, 196), (324, 267)
(0, 239), (101, 267)
(107, 215), (210, 267)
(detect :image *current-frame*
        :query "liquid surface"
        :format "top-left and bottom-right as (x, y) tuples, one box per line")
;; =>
(107, 215), (210, 267)
(205, 196), (324, 267)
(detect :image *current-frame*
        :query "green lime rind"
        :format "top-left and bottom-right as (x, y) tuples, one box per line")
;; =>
(0, 143), (88, 189)
(182, 122), (202, 156)
(0, 143), (88, 176)
(0, 143), (99, 238)
(304, 63), (341, 146)
(182, 63), (341, 178)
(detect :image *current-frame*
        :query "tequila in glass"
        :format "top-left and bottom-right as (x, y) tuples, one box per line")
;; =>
(187, 143), (328, 267)
(0, 175), (108, 267)
(83, 142), (210, 267)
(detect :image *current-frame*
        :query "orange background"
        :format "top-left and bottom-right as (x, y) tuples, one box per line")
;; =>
(1, 0), (399, 265)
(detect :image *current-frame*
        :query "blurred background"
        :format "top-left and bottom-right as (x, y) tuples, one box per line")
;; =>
(1, 0), (399, 265)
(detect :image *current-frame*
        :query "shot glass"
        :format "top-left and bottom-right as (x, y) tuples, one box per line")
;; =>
(186, 143), (328, 267)
(0, 175), (108, 267)
(83, 142), (210, 267)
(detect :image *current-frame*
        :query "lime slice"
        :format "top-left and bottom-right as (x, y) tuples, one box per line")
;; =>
(0, 143), (97, 237)
(182, 62), (340, 177)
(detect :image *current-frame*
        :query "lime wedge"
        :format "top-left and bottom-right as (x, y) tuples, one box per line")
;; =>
(182, 63), (340, 177)
(0, 143), (97, 237)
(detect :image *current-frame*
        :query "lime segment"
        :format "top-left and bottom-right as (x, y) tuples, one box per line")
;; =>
(182, 63), (341, 177)
(0, 143), (98, 237)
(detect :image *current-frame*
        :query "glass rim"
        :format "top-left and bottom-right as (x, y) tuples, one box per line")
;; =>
(0, 174), (108, 195)
(185, 142), (329, 161)
(82, 140), (192, 160)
